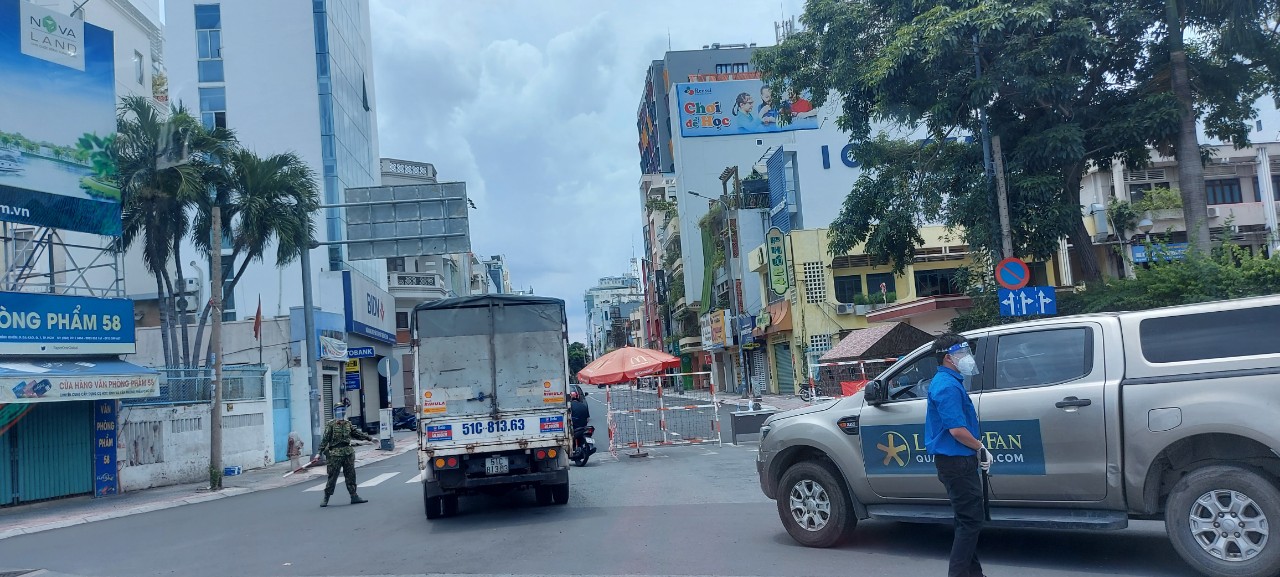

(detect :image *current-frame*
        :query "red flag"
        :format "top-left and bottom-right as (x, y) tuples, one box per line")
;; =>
(253, 296), (263, 340)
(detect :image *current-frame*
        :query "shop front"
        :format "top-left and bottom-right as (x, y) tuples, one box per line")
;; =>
(0, 292), (158, 505)
(332, 271), (397, 434)
(752, 300), (795, 394)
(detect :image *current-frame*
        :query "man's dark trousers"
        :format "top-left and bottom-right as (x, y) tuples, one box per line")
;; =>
(935, 454), (984, 577)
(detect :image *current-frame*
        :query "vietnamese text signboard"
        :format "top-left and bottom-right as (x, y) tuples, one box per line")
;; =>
(0, 292), (135, 355)
(766, 227), (789, 296)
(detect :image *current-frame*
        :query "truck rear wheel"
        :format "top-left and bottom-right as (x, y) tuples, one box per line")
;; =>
(776, 460), (856, 548)
(1165, 465), (1280, 577)
(551, 483), (570, 505)
(425, 495), (443, 519)
(535, 485), (554, 506)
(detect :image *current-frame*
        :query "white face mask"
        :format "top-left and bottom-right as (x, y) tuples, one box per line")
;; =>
(952, 352), (980, 376)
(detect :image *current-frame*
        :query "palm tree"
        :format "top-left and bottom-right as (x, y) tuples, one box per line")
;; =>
(115, 95), (234, 368)
(189, 149), (320, 365)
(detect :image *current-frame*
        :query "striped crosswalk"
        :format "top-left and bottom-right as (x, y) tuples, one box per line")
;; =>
(303, 470), (424, 492)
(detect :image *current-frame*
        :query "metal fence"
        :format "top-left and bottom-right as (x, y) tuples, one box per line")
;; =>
(123, 365), (268, 406)
(605, 372), (722, 456)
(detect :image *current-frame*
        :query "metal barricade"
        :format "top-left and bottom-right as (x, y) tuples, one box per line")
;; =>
(803, 358), (897, 403)
(604, 372), (721, 456)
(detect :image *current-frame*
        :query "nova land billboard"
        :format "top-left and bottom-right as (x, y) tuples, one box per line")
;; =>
(0, 0), (119, 236)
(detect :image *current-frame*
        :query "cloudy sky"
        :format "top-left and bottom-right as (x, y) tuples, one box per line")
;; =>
(368, 1), (805, 342)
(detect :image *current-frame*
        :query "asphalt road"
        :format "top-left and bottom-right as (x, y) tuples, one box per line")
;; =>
(0, 442), (1201, 577)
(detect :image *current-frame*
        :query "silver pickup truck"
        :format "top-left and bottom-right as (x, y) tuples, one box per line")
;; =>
(756, 295), (1280, 577)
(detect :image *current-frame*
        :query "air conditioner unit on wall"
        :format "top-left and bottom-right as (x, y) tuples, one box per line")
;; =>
(1206, 206), (1221, 219)
(174, 295), (199, 312)
(836, 303), (855, 315)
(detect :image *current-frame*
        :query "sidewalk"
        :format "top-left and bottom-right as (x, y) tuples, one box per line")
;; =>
(0, 431), (417, 541)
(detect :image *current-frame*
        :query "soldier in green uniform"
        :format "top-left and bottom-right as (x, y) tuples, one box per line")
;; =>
(319, 406), (374, 507)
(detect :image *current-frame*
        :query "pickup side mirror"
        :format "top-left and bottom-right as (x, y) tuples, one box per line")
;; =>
(863, 380), (887, 405)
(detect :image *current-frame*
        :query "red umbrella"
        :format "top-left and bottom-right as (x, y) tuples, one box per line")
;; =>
(576, 346), (681, 385)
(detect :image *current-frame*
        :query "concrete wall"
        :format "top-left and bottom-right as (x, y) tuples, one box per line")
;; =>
(117, 395), (273, 491)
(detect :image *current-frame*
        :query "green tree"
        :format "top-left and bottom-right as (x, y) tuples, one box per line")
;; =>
(1153, 0), (1280, 254)
(755, 0), (1276, 279)
(567, 342), (589, 381)
(189, 150), (320, 366)
(115, 96), (233, 368)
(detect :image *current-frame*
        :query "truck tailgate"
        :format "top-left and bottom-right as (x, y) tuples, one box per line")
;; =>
(422, 411), (568, 450)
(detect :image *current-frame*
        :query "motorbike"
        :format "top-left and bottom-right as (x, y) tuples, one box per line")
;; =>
(392, 407), (418, 431)
(571, 424), (596, 466)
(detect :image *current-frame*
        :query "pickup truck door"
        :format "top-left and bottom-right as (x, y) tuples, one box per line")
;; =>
(858, 336), (989, 500)
(977, 322), (1108, 502)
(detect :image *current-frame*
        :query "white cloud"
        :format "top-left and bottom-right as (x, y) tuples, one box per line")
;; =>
(369, 0), (805, 342)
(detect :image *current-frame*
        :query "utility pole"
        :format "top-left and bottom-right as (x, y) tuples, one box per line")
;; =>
(991, 135), (1014, 259)
(300, 237), (323, 460)
(209, 203), (224, 490)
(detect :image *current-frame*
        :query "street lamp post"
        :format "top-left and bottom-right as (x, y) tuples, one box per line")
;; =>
(689, 188), (751, 400)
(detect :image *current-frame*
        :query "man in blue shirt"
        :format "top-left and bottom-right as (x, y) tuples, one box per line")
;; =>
(925, 333), (992, 577)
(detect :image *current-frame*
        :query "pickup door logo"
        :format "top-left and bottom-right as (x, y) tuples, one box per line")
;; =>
(860, 419), (1046, 476)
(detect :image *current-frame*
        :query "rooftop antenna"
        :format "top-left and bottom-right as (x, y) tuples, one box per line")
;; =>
(667, 28), (672, 51)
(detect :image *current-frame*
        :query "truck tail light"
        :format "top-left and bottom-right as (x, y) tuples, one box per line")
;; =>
(433, 456), (460, 470)
(535, 449), (558, 460)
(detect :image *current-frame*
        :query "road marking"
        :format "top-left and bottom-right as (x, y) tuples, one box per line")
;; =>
(406, 471), (425, 483)
(304, 482), (326, 492)
(358, 472), (400, 487)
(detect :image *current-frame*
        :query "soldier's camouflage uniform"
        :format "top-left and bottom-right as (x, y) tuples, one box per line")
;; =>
(319, 418), (374, 506)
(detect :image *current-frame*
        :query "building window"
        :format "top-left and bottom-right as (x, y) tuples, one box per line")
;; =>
(1128, 182), (1169, 205)
(914, 268), (960, 298)
(199, 87), (226, 129)
(387, 257), (406, 272)
(865, 272), (896, 298)
(195, 4), (224, 83)
(1028, 261), (1050, 287)
(803, 261), (826, 304)
(715, 63), (750, 74)
(1206, 178), (1243, 205)
(1249, 174), (1280, 201)
(834, 274), (861, 304)
(133, 51), (144, 85)
(219, 258), (236, 321)
(395, 312), (409, 330)
(809, 333), (832, 356)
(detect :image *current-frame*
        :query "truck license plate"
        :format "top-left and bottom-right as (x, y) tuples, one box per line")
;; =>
(485, 456), (509, 475)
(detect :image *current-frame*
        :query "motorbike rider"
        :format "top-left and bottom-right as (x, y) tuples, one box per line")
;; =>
(569, 390), (590, 449)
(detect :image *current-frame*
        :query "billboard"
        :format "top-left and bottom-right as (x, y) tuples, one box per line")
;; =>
(0, 0), (119, 236)
(676, 79), (819, 138)
(0, 359), (159, 403)
(0, 292), (136, 355)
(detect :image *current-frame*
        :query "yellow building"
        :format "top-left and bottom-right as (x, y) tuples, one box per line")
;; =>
(746, 226), (1063, 395)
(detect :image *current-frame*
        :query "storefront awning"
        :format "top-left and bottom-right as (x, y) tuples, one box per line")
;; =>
(752, 300), (793, 337)
(0, 358), (160, 403)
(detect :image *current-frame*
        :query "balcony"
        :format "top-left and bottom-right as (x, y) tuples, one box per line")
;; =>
(388, 272), (448, 302)
(679, 336), (703, 354)
(672, 257), (684, 274)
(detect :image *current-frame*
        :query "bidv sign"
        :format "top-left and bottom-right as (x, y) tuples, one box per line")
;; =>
(341, 271), (395, 344)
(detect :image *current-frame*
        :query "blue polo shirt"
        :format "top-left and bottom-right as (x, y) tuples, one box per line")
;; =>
(924, 366), (980, 457)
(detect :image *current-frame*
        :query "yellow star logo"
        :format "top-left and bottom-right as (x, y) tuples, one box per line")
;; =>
(877, 432), (910, 467)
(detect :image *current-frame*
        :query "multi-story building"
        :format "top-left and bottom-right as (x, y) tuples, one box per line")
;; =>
(483, 254), (513, 294)
(744, 227), (1069, 395)
(583, 273), (643, 358)
(1079, 142), (1280, 280)
(636, 40), (913, 394)
(154, 0), (385, 326)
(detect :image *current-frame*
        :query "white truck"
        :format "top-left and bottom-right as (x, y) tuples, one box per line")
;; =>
(411, 294), (573, 519)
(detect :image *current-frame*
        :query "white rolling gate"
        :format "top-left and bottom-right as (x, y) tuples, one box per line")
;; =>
(604, 372), (722, 455)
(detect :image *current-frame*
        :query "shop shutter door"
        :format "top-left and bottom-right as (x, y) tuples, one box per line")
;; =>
(17, 402), (92, 502)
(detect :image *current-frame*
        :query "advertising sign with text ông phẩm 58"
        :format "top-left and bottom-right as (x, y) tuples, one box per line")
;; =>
(0, 0), (120, 236)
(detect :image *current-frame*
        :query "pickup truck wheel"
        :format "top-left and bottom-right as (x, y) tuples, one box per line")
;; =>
(425, 495), (444, 519)
(551, 483), (570, 505)
(1165, 465), (1280, 577)
(777, 461), (855, 548)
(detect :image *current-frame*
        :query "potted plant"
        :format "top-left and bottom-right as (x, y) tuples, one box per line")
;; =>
(869, 291), (897, 310)
(853, 293), (872, 315)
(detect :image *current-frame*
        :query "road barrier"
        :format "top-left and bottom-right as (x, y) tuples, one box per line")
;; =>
(604, 372), (722, 456)
(803, 358), (898, 403)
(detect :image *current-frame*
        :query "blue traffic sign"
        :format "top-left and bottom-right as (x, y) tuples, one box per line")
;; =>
(995, 257), (1031, 290)
(998, 286), (1057, 317)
